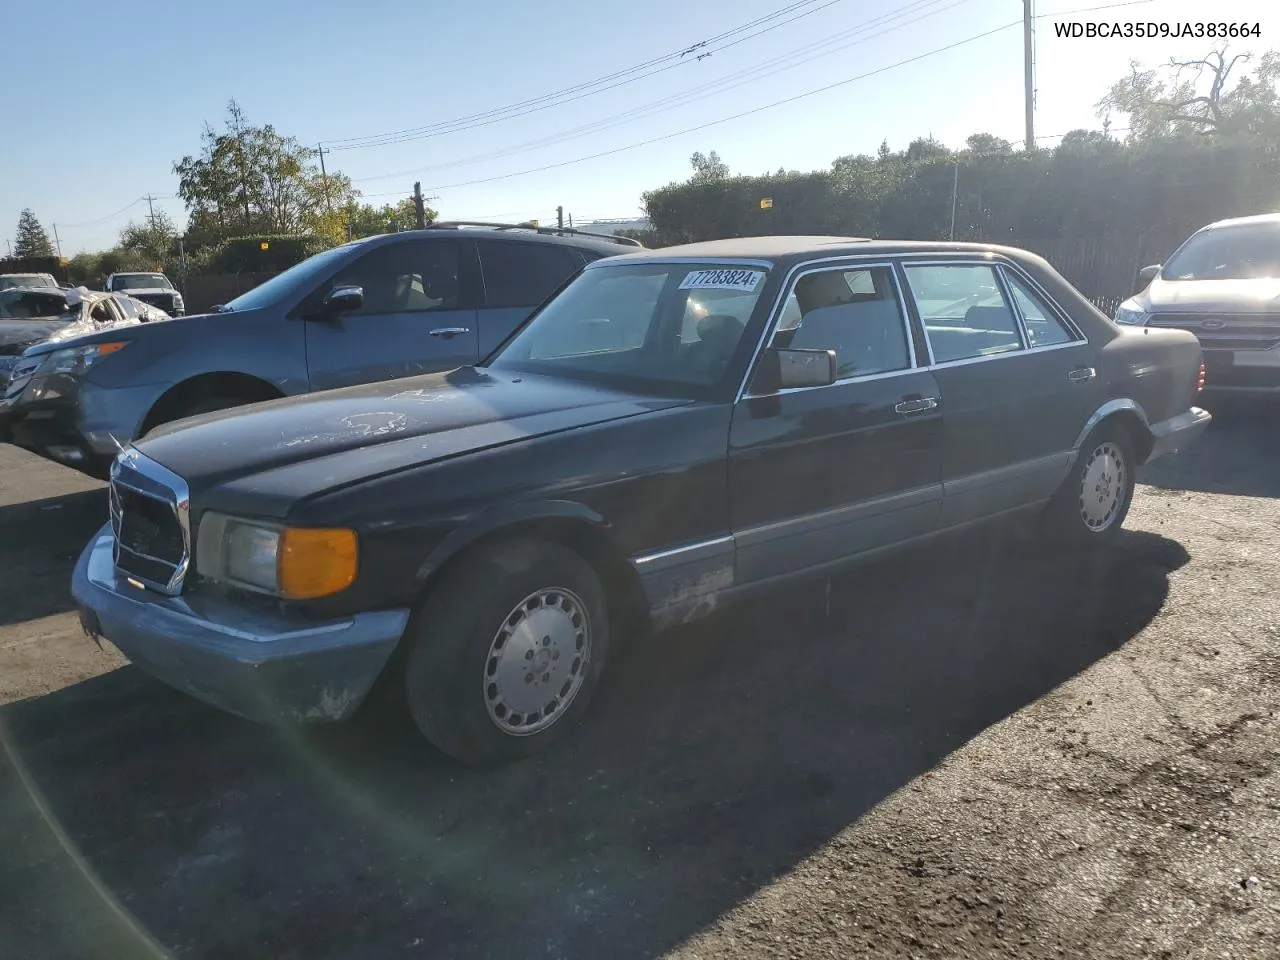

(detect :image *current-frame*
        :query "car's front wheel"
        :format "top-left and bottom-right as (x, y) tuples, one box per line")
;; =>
(403, 537), (609, 764)
(1044, 422), (1136, 547)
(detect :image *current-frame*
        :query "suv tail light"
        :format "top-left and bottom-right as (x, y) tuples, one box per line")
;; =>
(1196, 360), (1206, 393)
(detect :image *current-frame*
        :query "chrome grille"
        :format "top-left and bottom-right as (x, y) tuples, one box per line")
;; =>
(109, 448), (192, 595)
(1148, 312), (1280, 351)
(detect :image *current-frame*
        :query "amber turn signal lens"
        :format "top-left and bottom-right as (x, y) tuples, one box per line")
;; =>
(278, 527), (358, 599)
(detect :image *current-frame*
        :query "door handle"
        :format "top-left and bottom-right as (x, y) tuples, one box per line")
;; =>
(894, 396), (939, 415)
(428, 326), (471, 338)
(1068, 366), (1097, 382)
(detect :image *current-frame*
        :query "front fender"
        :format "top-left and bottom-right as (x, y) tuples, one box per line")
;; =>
(411, 499), (613, 590)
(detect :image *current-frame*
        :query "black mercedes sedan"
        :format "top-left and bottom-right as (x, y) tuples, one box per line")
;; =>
(72, 236), (1210, 764)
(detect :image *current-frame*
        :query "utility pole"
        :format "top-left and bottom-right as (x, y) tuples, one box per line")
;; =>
(5, 238), (11, 257)
(1023, 0), (1035, 150)
(317, 143), (333, 215)
(949, 162), (959, 241)
(413, 182), (427, 230)
(557, 205), (564, 231)
(52, 224), (64, 259)
(144, 194), (156, 221)
(568, 213), (573, 229)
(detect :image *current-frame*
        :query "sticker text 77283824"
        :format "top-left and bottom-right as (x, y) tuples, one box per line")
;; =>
(678, 269), (766, 293)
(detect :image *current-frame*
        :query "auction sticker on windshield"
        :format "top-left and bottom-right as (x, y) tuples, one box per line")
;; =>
(679, 268), (766, 292)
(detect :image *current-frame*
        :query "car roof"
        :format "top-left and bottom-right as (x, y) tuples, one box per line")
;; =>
(354, 224), (640, 254)
(595, 236), (1043, 267)
(1201, 212), (1280, 230)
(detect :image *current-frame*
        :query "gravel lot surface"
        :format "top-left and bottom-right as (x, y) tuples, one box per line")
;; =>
(0, 401), (1276, 960)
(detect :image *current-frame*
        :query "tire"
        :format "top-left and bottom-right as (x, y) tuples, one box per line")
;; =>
(403, 537), (610, 765)
(1044, 421), (1136, 548)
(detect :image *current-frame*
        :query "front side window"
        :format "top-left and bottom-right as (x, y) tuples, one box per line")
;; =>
(905, 264), (1023, 363)
(1002, 270), (1076, 348)
(1162, 221), (1280, 281)
(89, 299), (117, 323)
(477, 241), (577, 308)
(769, 266), (910, 379)
(321, 240), (460, 316)
(488, 262), (769, 396)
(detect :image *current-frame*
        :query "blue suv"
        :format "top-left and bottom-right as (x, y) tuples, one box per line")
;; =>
(1, 223), (639, 476)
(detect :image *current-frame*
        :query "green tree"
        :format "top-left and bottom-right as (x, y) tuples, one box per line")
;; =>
(689, 150), (730, 182)
(174, 100), (360, 243)
(341, 197), (437, 240)
(1098, 46), (1280, 139)
(14, 209), (54, 258)
(119, 209), (178, 267)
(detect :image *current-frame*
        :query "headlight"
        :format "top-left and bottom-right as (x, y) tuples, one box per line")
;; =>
(1114, 299), (1150, 326)
(196, 511), (358, 599)
(37, 340), (130, 375)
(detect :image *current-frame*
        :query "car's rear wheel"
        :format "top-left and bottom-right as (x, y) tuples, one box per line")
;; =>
(403, 537), (609, 765)
(1044, 422), (1136, 547)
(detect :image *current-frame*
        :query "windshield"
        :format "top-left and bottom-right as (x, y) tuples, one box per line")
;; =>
(0, 289), (71, 319)
(113, 274), (172, 290)
(486, 262), (769, 397)
(221, 243), (358, 313)
(1162, 222), (1280, 281)
(0, 275), (57, 290)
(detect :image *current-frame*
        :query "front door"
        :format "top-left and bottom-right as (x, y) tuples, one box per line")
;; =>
(900, 261), (1100, 529)
(303, 238), (480, 391)
(729, 262), (944, 584)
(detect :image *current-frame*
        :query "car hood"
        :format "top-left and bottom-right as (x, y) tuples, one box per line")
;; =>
(0, 318), (73, 351)
(136, 366), (691, 496)
(1144, 277), (1280, 313)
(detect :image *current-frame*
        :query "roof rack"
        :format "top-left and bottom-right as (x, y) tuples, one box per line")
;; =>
(425, 221), (643, 247)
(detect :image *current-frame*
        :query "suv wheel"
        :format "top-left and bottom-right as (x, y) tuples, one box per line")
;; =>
(403, 537), (609, 765)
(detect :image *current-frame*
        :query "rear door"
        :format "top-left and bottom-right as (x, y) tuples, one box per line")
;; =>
(900, 260), (1097, 528)
(474, 240), (583, 358)
(730, 262), (944, 583)
(302, 238), (480, 391)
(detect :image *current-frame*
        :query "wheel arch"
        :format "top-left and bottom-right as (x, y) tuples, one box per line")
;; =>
(139, 371), (285, 435)
(1074, 398), (1155, 464)
(413, 501), (650, 638)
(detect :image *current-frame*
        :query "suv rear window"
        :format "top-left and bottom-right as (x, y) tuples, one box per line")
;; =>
(478, 241), (578, 309)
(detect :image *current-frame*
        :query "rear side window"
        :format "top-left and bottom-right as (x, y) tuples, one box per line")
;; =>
(1001, 270), (1077, 348)
(113, 296), (139, 318)
(478, 241), (578, 309)
(904, 264), (1023, 363)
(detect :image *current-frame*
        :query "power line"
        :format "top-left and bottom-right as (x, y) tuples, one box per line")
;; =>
(326, 0), (846, 151)
(364, 21), (1024, 195)
(352, 0), (968, 184)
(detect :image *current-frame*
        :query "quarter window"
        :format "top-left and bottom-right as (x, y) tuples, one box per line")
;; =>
(478, 241), (577, 308)
(769, 266), (910, 379)
(1001, 270), (1076, 348)
(905, 264), (1023, 363)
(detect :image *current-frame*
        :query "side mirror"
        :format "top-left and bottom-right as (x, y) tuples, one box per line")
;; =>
(753, 347), (837, 393)
(1137, 263), (1161, 286)
(321, 284), (363, 315)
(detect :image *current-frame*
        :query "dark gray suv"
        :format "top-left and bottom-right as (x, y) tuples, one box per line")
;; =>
(1, 224), (639, 476)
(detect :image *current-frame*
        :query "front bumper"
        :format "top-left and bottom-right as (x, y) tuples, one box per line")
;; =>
(71, 524), (411, 724)
(1146, 406), (1211, 463)
(1200, 346), (1280, 393)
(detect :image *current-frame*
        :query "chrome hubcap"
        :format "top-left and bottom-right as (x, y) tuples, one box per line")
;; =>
(483, 587), (590, 736)
(1079, 441), (1126, 532)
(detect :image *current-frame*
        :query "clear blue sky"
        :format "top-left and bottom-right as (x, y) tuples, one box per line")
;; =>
(1, 0), (1269, 254)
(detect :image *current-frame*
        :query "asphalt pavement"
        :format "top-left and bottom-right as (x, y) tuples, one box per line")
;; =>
(0, 401), (1276, 960)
